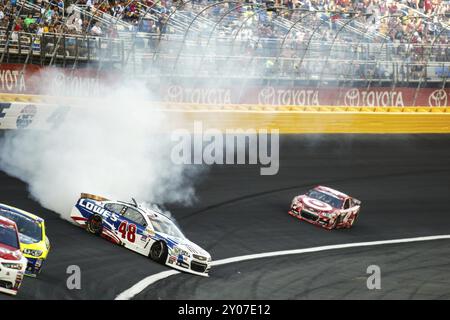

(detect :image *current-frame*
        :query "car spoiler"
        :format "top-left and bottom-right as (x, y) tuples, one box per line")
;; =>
(80, 193), (110, 201)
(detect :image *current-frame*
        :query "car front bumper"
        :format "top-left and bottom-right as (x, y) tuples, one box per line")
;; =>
(23, 256), (45, 276)
(0, 263), (26, 295)
(166, 254), (211, 277)
(289, 208), (335, 229)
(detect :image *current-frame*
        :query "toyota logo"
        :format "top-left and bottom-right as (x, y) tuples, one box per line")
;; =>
(344, 88), (360, 106)
(428, 89), (448, 107)
(258, 86), (276, 105)
(166, 86), (183, 103)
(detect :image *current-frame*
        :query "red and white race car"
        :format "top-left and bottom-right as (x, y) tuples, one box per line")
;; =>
(0, 216), (27, 295)
(289, 186), (361, 230)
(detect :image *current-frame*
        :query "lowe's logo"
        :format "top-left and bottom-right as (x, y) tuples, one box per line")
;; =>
(78, 199), (119, 222)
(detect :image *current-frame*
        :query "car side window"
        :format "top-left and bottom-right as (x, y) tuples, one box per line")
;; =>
(104, 203), (125, 215)
(122, 207), (146, 227)
(343, 199), (350, 210)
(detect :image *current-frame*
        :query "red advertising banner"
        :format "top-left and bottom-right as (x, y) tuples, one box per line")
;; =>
(0, 64), (448, 107)
(0, 64), (109, 96)
(162, 85), (450, 107)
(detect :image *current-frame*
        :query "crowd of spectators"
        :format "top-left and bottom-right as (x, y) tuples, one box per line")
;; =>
(0, 0), (122, 38)
(0, 0), (68, 35)
(1, 0), (448, 41)
(0, 0), (448, 69)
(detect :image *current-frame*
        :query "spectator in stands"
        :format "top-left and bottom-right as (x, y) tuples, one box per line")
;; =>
(82, 18), (90, 33)
(91, 21), (103, 35)
(66, 10), (83, 32)
(44, 6), (55, 23)
(24, 13), (36, 31)
(57, 0), (65, 16)
(12, 16), (23, 32)
(423, 0), (433, 14)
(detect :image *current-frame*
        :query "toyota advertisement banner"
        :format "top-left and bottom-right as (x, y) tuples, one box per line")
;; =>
(162, 85), (449, 107)
(0, 64), (448, 107)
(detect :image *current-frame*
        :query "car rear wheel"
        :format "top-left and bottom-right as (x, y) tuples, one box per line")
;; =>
(86, 214), (103, 235)
(150, 241), (168, 264)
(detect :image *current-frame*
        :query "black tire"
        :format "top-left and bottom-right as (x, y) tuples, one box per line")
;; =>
(150, 241), (168, 264)
(86, 214), (103, 235)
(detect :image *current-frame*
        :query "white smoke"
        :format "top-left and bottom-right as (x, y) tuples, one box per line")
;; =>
(141, 202), (174, 219)
(0, 76), (203, 220)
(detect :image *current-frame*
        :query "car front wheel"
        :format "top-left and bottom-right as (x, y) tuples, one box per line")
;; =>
(348, 213), (358, 228)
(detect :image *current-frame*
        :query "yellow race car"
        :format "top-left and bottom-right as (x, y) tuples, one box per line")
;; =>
(0, 203), (50, 277)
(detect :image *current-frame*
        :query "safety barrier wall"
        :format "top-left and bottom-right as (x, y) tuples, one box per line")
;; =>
(1, 96), (450, 133)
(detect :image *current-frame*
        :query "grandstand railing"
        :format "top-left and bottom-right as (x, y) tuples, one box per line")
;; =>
(134, 52), (449, 82)
(0, 29), (124, 65)
(1, 26), (447, 81)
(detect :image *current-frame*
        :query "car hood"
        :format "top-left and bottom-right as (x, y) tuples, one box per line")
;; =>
(182, 240), (210, 258)
(301, 196), (335, 212)
(156, 232), (211, 259)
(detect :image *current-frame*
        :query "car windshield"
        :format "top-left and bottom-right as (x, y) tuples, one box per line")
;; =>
(150, 217), (185, 239)
(307, 190), (343, 209)
(0, 224), (20, 249)
(0, 209), (42, 242)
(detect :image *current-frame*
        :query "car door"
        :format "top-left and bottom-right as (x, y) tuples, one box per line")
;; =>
(103, 203), (127, 244)
(119, 206), (149, 255)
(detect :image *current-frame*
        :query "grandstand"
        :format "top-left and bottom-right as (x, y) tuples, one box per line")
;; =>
(0, 0), (448, 88)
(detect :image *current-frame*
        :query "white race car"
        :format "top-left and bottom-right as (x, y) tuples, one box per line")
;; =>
(0, 216), (27, 296)
(70, 193), (212, 276)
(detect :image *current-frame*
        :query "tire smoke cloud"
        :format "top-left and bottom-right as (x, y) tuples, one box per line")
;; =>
(0, 72), (203, 220)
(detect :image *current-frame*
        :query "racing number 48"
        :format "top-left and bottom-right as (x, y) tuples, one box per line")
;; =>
(118, 221), (137, 243)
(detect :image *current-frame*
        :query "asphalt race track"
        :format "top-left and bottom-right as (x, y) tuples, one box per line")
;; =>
(1, 134), (450, 300)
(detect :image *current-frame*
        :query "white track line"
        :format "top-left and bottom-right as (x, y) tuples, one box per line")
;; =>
(115, 234), (450, 300)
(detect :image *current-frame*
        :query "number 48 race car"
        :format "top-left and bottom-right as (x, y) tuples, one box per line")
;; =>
(289, 186), (361, 230)
(70, 193), (212, 276)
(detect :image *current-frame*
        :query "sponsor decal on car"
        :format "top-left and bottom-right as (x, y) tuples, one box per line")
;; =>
(78, 199), (120, 222)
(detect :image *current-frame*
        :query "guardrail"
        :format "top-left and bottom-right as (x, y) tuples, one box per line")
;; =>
(1, 93), (450, 112)
(1, 98), (449, 133)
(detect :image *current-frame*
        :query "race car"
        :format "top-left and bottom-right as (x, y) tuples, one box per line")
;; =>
(289, 186), (361, 230)
(0, 216), (27, 296)
(0, 204), (51, 277)
(70, 193), (212, 276)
